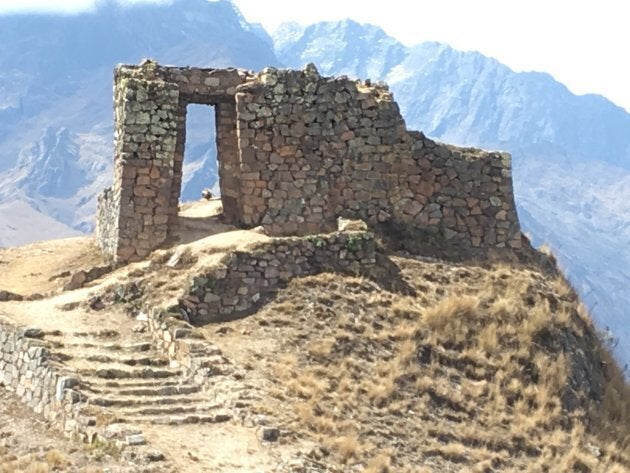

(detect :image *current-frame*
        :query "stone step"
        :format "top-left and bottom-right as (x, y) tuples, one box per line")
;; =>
(122, 411), (232, 425)
(78, 367), (181, 380)
(44, 329), (120, 340)
(114, 403), (223, 418)
(46, 340), (153, 353)
(89, 393), (210, 408)
(187, 342), (223, 357)
(85, 382), (202, 397)
(83, 378), (185, 389)
(193, 358), (230, 376)
(84, 354), (169, 367)
(195, 355), (228, 368)
(52, 350), (170, 367)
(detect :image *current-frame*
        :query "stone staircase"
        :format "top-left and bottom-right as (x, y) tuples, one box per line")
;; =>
(40, 329), (233, 428)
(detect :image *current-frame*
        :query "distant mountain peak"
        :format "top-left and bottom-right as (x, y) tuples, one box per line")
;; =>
(273, 18), (406, 80)
(15, 126), (83, 199)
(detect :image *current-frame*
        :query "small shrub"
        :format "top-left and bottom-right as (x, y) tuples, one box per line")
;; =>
(307, 236), (327, 249)
(345, 235), (362, 251)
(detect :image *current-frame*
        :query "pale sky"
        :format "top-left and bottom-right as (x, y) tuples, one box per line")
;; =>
(1, 0), (628, 111)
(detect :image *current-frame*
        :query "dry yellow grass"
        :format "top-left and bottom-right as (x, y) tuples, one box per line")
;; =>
(330, 435), (361, 463)
(0, 449), (73, 473)
(235, 255), (630, 471)
(363, 451), (392, 473)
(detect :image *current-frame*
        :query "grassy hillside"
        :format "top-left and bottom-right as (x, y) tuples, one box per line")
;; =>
(0, 228), (628, 472)
(213, 256), (629, 472)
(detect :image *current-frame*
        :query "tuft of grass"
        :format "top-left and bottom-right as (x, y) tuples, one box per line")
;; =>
(422, 295), (480, 333)
(83, 439), (120, 461)
(330, 435), (361, 464)
(365, 373), (397, 407)
(287, 372), (328, 399)
(477, 322), (499, 355)
(364, 451), (392, 473)
(25, 463), (48, 473)
(44, 449), (69, 469)
(307, 338), (334, 360)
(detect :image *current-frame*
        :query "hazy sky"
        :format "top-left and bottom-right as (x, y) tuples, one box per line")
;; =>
(1, 0), (628, 111)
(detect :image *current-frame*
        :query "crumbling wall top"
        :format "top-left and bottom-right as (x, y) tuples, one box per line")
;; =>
(115, 60), (254, 104)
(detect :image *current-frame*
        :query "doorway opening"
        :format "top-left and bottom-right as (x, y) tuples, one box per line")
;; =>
(175, 103), (226, 243)
(181, 104), (219, 204)
(172, 100), (242, 244)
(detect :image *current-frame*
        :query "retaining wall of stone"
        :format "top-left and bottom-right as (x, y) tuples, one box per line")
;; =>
(0, 324), (86, 436)
(147, 311), (196, 367)
(142, 230), (378, 384)
(146, 311), (224, 386)
(175, 230), (376, 325)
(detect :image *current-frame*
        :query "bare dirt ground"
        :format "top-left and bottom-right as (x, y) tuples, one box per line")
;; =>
(0, 200), (268, 331)
(0, 200), (265, 296)
(0, 237), (104, 295)
(140, 423), (309, 473)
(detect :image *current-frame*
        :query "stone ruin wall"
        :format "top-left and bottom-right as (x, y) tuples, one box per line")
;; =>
(236, 66), (523, 251)
(97, 62), (253, 261)
(97, 61), (525, 262)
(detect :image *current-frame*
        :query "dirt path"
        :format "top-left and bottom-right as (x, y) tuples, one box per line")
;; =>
(141, 423), (302, 473)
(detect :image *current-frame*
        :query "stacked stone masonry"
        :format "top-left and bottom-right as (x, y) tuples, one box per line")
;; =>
(147, 310), (225, 385)
(0, 324), (86, 436)
(97, 60), (525, 262)
(177, 231), (376, 325)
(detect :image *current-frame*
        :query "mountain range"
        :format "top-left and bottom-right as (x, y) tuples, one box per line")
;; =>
(0, 0), (627, 368)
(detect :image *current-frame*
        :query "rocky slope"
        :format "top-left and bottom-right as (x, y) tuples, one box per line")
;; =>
(272, 19), (630, 369)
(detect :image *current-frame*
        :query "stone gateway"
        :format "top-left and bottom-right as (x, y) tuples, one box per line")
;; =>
(97, 60), (525, 262)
